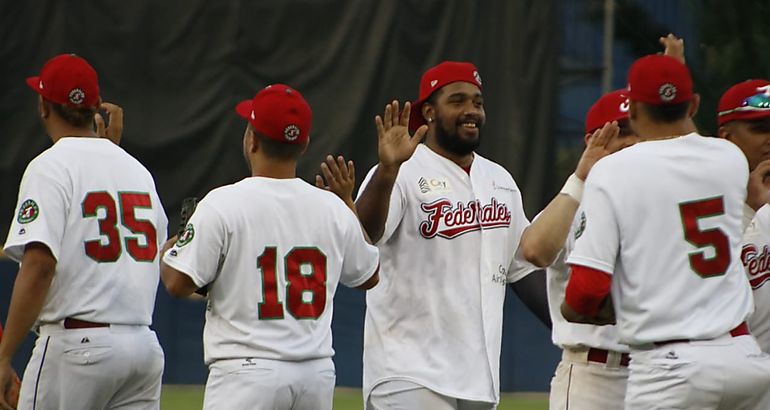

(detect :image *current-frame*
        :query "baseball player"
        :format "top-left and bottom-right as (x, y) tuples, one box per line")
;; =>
(562, 54), (770, 409)
(519, 90), (635, 410)
(356, 61), (535, 409)
(159, 84), (380, 410)
(519, 35), (684, 410)
(0, 54), (168, 410)
(718, 79), (770, 353)
(717, 79), (770, 409)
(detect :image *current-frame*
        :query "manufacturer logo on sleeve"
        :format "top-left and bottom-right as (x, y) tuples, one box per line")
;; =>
(176, 224), (195, 247)
(17, 199), (39, 224)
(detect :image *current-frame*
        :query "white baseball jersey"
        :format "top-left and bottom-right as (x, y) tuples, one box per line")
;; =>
(3, 137), (168, 325)
(743, 204), (770, 352)
(162, 177), (379, 364)
(545, 207), (627, 353)
(567, 133), (753, 346)
(359, 144), (534, 404)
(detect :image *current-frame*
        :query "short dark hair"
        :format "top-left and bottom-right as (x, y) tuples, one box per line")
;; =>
(49, 101), (97, 128)
(252, 127), (306, 160)
(641, 101), (690, 123)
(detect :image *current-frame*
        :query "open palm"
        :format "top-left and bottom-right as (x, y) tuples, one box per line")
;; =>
(375, 100), (428, 168)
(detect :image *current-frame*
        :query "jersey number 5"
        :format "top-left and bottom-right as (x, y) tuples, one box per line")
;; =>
(678, 196), (730, 278)
(258, 247), (327, 320)
(82, 191), (157, 263)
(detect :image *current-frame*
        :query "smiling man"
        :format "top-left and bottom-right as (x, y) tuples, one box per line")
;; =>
(355, 62), (535, 410)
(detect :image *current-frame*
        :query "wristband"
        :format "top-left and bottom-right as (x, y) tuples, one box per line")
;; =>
(560, 174), (585, 202)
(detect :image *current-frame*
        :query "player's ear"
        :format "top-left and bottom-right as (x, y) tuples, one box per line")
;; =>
(628, 100), (638, 122)
(38, 96), (50, 120)
(688, 94), (701, 118)
(422, 103), (435, 124)
(299, 138), (309, 155)
(718, 124), (733, 141)
(584, 132), (592, 146)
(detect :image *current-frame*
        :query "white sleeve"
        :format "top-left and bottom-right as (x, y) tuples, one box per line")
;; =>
(565, 175), (620, 274)
(356, 164), (406, 245)
(3, 160), (68, 262)
(339, 208), (380, 288)
(507, 189), (536, 283)
(162, 199), (226, 288)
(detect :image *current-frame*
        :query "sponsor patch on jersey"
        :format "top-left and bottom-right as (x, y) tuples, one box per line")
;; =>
(419, 197), (511, 239)
(17, 199), (39, 224)
(176, 223), (195, 247)
(574, 211), (586, 240)
(492, 181), (517, 193)
(418, 177), (452, 195)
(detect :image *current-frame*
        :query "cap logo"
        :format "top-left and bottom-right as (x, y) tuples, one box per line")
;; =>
(619, 98), (630, 113)
(68, 88), (85, 105)
(430, 80), (438, 88)
(284, 124), (300, 141)
(473, 70), (482, 85)
(658, 83), (677, 102)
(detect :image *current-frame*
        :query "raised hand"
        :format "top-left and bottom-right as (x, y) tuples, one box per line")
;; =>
(316, 155), (357, 209)
(660, 33), (685, 65)
(94, 102), (124, 145)
(374, 101), (428, 170)
(746, 159), (770, 211)
(574, 121), (625, 181)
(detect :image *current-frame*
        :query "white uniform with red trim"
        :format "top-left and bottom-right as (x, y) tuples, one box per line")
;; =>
(742, 205), (770, 410)
(567, 133), (770, 410)
(3, 137), (168, 410)
(162, 177), (379, 410)
(545, 207), (628, 410)
(744, 205), (770, 352)
(359, 144), (534, 406)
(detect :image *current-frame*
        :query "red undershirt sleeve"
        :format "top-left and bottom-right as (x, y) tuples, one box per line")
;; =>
(564, 264), (613, 317)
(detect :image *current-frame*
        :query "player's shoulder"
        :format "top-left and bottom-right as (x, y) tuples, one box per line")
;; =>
(473, 152), (515, 178)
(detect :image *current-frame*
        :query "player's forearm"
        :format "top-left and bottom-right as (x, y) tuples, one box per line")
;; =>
(519, 194), (580, 267)
(355, 164), (399, 243)
(0, 247), (55, 363)
(160, 263), (198, 298)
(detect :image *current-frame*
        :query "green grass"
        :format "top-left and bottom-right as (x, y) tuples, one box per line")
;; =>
(160, 385), (548, 409)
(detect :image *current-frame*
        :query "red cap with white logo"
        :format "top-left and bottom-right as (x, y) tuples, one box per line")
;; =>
(26, 54), (100, 108)
(584, 89), (630, 134)
(408, 61), (483, 132)
(627, 54), (693, 105)
(236, 84), (312, 145)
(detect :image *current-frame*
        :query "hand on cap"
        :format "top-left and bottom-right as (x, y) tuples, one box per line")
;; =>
(316, 155), (356, 210)
(374, 101), (428, 171)
(95, 102), (124, 145)
(574, 121), (623, 181)
(746, 159), (770, 211)
(660, 33), (685, 65)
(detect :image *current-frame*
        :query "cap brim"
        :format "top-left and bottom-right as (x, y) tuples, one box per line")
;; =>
(235, 100), (252, 120)
(26, 76), (41, 94)
(408, 99), (427, 133)
(718, 110), (770, 126)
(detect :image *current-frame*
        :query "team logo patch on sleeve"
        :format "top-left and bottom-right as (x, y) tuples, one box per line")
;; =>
(176, 223), (195, 247)
(574, 211), (586, 240)
(17, 199), (39, 224)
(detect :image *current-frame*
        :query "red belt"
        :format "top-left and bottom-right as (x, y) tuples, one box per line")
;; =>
(63, 317), (109, 329)
(655, 322), (750, 346)
(587, 348), (631, 367)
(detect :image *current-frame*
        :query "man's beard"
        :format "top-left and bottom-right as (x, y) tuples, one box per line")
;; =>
(434, 119), (481, 156)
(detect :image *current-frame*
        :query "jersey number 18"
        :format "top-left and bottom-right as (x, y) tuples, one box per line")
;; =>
(257, 247), (327, 320)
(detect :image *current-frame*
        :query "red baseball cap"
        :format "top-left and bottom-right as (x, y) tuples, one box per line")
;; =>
(627, 55), (693, 105)
(408, 61), (483, 132)
(584, 89), (630, 134)
(717, 79), (770, 126)
(26, 54), (100, 108)
(236, 84), (312, 145)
